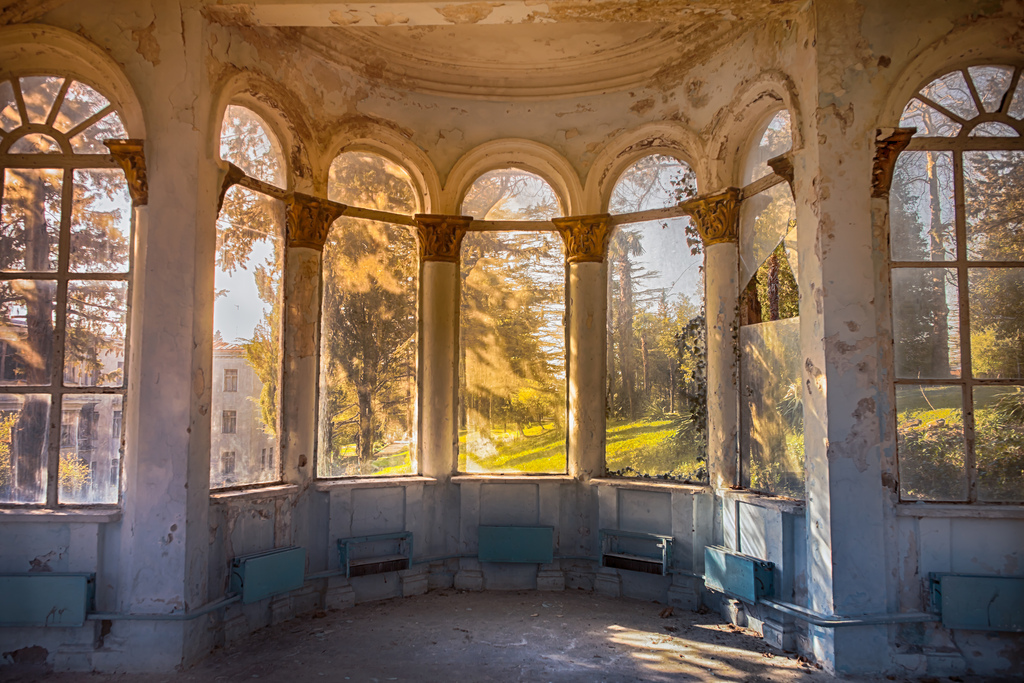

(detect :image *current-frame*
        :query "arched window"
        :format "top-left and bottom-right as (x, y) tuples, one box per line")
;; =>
(318, 151), (419, 477)
(211, 105), (285, 489)
(890, 64), (1024, 503)
(737, 109), (804, 498)
(0, 76), (132, 505)
(458, 169), (566, 474)
(605, 154), (705, 481)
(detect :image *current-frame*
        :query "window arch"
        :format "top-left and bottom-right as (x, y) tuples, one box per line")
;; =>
(604, 154), (705, 481)
(211, 105), (285, 489)
(0, 75), (132, 506)
(458, 169), (566, 474)
(317, 150), (420, 477)
(890, 64), (1024, 503)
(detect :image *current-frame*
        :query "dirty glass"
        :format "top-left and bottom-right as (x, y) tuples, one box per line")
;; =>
(605, 155), (706, 480)
(740, 181), (797, 287)
(900, 98), (962, 138)
(0, 80), (20, 131)
(69, 169), (132, 273)
(53, 81), (110, 133)
(969, 268), (1024, 380)
(318, 152), (418, 477)
(0, 279), (55, 386)
(896, 384), (966, 501)
(10, 134), (61, 154)
(1, 168), (63, 271)
(919, 70), (978, 121)
(19, 77), (64, 125)
(219, 105), (285, 189)
(889, 152), (956, 262)
(58, 394), (122, 504)
(0, 394), (50, 504)
(891, 268), (960, 380)
(64, 281), (128, 388)
(965, 151), (1024, 262)
(740, 317), (803, 498)
(973, 386), (1024, 502)
(743, 110), (792, 185)
(967, 66), (1014, 114)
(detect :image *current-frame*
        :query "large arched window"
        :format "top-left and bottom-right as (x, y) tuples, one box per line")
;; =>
(318, 151), (419, 477)
(458, 169), (566, 474)
(0, 75), (132, 505)
(890, 64), (1024, 503)
(211, 105), (285, 489)
(736, 109), (803, 498)
(605, 154), (705, 480)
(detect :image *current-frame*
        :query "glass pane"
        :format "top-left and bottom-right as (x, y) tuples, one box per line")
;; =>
(744, 110), (792, 185)
(19, 76), (63, 124)
(70, 169), (132, 273)
(0, 80), (20, 131)
(69, 111), (127, 154)
(891, 268), (960, 379)
(462, 169), (561, 219)
(318, 220), (418, 477)
(0, 280), (56, 386)
(606, 220), (706, 480)
(211, 185), (283, 488)
(0, 393), (50, 504)
(9, 133), (61, 154)
(609, 154), (697, 214)
(1010, 77), (1024, 119)
(740, 317), (803, 498)
(920, 70), (979, 121)
(889, 151), (955, 262)
(967, 66), (1014, 114)
(53, 81), (110, 133)
(896, 384), (966, 501)
(974, 386), (1024, 502)
(743, 242), (799, 324)
(740, 182), (797, 285)
(219, 105), (285, 189)
(965, 151), (1024, 261)
(1, 168), (62, 271)
(969, 122), (1018, 137)
(65, 281), (128, 388)
(900, 98), (962, 137)
(59, 394), (121, 504)
(459, 231), (566, 473)
(969, 268), (1024, 379)
(328, 151), (417, 211)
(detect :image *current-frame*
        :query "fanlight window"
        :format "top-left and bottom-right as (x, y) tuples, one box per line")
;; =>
(0, 76), (132, 506)
(605, 154), (705, 481)
(890, 64), (1024, 503)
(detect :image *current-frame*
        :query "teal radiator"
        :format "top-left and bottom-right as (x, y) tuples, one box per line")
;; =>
(705, 545), (774, 603)
(930, 573), (1024, 632)
(0, 573), (95, 627)
(478, 526), (553, 564)
(229, 547), (306, 604)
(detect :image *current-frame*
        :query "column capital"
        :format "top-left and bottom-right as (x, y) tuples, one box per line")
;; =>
(104, 139), (148, 206)
(552, 213), (613, 264)
(413, 214), (472, 262)
(285, 192), (347, 250)
(680, 187), (741, 246)
(871, 127), (915, 198)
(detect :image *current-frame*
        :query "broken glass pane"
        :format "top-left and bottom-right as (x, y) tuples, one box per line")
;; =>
(896, 384), (966, 501)
(740, 182), (796, 286)
(744, 110), (792, 185)
(219, 105), (285, 189)
(58, 393), (122, 504)
(0, 393), (50, 504)
(890, 151), (956, 262)
(967, 65), (1014, 113)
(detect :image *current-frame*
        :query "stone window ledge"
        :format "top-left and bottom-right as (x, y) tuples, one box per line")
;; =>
(210, 484), (300, 502)
(720, 488), (806, 514)
(452, 474), (575, 484)
(315, 476), (436, 491)
(0, 507), (122, 523)
(896, 503), (1024, 519)
(589, 477), (710, 493)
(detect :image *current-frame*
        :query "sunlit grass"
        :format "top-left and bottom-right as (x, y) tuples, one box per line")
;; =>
(605, 417), (703, 478)
(460, 422), (567, 473)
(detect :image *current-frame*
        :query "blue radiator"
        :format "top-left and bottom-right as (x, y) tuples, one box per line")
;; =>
(478, 526), (553, 564)
(705, 545), (774, 603)
(0, 573), (95, 627)
(229, 547), (306, 604)
(930, 573), (1024, 632)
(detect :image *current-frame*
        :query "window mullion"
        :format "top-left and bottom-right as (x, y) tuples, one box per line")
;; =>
(952, 149), (977, 503)
(46, 166), (74, 506)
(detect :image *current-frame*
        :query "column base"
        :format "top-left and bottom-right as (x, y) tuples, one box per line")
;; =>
(326, 576), (355, 610)
(537, 564), (565, 591)
(594, 567), (621, 598)
(454, 568), (484, 591)
(667, 577), (701, 610)
(400, 567), (429, 597)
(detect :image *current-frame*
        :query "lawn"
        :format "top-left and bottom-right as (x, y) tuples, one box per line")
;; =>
(460, 422), (567, 473)
(605, 418), (704, 479)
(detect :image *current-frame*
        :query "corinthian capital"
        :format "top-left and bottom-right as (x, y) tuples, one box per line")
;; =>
(680, 188), (740, 246)
(871, 128), (915, 199)
(413, 214), (472, 262)
(552, 213), (612, 264)
(104, 139), (148, 206)
(285, 193), (347, 250)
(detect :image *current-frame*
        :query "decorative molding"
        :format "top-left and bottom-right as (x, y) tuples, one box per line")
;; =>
(766, 152), (795, 192)
(413, 214), (472, 262)
(104, 139), (148, 206)
(285, 193), (347, 250)
(217, 162), (246, 213)
(552, 213), (613, 263)
(871, 127), (915, 199)
(679, 188), (740, 246)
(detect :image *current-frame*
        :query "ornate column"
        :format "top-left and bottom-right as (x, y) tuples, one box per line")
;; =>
(282, 193), (346, 486)
(553, 213), (612, 479)
(413, 214), (470, 480)
(681, 188), (740, 491)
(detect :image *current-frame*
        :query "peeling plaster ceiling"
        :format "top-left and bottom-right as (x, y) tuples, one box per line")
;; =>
(214, 1), (801, 100)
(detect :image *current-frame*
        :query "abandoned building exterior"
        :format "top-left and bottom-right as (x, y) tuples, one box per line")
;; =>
(0, 0), (1022, 677)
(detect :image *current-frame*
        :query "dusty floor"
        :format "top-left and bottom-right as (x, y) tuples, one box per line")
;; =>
(0, 591), (1010, 682)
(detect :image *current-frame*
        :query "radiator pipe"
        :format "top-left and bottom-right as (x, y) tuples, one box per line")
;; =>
(86, 594), (241, 621)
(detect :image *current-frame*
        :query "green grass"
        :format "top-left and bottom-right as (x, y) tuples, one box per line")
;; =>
(460, 423), (567, 473)
(605, 418), (703, 478)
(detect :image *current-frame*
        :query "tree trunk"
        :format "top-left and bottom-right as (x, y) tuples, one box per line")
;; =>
(767, 251), (780, 321)
(616, 258), (637, 420)
(926, 153), (951, 377)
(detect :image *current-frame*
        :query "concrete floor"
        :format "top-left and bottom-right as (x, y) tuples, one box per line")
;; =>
(0, 591), (1009, 682)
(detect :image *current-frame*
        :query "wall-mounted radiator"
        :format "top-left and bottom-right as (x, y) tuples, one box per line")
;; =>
(0, 573), (95, 627)
(229, 547), (306, 604)
(930, 573), (1024, 632)
(478, 526), (554, 564)
(600, 529), (674, 575)
(337, 532), (412, 577)
(705, 545), (775, 603)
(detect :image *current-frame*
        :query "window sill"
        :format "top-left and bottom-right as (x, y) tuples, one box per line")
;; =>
(589, 477), (710, 493)
(720, 488), (806, 514)
(452, 474), (575, 484)
(0, 507), (122, 523)
(896, 502), (1024, 519)
(315, 476), (436, 491)
(209, 484), (300, 502)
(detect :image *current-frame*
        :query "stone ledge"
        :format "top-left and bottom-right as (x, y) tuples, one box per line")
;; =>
(209, 483), (301, 502)
(0, 507), (122, 523)
(589, 477), (710, 493)
(719, 488), (805, 514)
(895, 502), (1024, 519)
(452, 474), (575, 484)
(315, 476), (436, 491)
